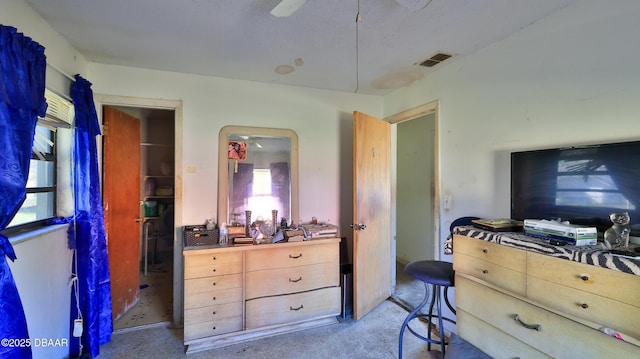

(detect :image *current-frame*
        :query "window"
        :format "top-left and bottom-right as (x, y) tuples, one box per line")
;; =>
(248, 169), (281, 220)
(7, 125), (57, 228)
(4, 89), (73, 233)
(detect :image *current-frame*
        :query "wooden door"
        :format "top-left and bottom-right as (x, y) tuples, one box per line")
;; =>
(352, 111), (392, 320)
(103, 106), (141, 321)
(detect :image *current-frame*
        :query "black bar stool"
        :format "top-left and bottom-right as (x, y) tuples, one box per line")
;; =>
(398, 260), (456, 359)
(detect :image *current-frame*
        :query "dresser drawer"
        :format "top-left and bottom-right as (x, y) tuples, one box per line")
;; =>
(527, 251), (640, 307)
(245, 286), (341, 329)
(528, 276), (640, 341)
(453, 234), (526, 272)
(245, 262), (339, 300)
(456, 275), (639, 358)
(457, 309), (550, 359)
(185, 261), (243, 279)
(183, 315), (243, 341)
(185, 287), (242, 309)
(184, 301), (243, 324)
(454, 252), (526, 295)
(185, 274), (242, 295)
(185, 250), (242, 267)
(245, 242), (338, 272)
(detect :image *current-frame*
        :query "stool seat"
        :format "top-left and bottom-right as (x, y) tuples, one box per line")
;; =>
(399, 260), (456, 359)
(404, 260), (454, 287)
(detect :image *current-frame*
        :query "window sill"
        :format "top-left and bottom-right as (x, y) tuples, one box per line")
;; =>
(8, 223), (68, 246)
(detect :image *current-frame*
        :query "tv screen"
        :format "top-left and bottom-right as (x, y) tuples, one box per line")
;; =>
(511, 141), (640, 236)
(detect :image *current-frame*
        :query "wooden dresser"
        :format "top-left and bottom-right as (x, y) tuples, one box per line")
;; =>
(183, 237), (341, 353)
(453, 230), (640, 358)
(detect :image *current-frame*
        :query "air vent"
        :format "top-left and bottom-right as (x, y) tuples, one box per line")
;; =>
(419, 52), (452, 68)
(41, 89), (74, 128)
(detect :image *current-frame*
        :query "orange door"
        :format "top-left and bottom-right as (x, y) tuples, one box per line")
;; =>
(352, 111), (392, 320)
(103, 106), (141, 321)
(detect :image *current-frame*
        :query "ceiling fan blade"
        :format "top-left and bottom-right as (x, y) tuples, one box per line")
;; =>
(271, 0), (308, 17)
(395, 0), (432, 12)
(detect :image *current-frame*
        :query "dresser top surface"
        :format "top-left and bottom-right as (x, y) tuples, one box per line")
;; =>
(183, 236), (340, 256)
(453, 226), (640, 277)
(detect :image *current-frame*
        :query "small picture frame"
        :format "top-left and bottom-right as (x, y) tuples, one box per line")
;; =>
(228, 141), (247, 160)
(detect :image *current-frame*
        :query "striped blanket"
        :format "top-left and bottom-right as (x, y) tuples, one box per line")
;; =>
(447, 226), (640, 277)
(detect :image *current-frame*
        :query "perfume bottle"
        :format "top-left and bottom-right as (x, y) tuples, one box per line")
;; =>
(219, 222), (228, 245)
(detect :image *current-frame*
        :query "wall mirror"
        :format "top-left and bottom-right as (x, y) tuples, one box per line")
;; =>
(218, 125), (298, 230)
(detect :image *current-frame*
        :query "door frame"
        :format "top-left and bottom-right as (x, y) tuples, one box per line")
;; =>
(386, 100), (441, 260)
(94, 94), (184, 326)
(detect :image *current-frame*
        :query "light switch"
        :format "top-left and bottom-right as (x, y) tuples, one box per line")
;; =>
(444, 195), (452, 210)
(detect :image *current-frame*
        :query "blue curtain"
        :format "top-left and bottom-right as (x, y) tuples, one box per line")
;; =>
(0, 25), (47, 359)
(68, 75), (113, 358)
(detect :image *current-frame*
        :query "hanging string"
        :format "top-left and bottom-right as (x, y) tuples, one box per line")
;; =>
(354, 0), (361, 93)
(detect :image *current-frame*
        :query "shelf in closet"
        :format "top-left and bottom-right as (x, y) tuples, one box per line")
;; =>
(140, 142), (174, 147)
(144, 195), (174, 200)
(144, 175), (174, 179)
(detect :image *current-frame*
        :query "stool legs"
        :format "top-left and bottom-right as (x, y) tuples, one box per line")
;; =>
(399, 282), (456, 359)
(444, 286), (456, 315)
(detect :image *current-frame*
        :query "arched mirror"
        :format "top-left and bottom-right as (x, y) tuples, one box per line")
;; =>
(218, 125), (298, 230)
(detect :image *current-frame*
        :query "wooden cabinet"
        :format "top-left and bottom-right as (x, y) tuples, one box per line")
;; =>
(183, 238), (341, 352)
(244, 242), (340, 329)
(183, 251), (243, 341)
(453, 233), (640, 358)
(453, 236), (526, 295)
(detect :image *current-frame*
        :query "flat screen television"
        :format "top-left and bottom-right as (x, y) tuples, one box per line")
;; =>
(511, 140), (640, 237)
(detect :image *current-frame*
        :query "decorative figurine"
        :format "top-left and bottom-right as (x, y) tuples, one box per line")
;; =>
(604, 212), (631, 249)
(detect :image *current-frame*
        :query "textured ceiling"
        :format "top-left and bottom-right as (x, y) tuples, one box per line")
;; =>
(25, 0), (576, 95)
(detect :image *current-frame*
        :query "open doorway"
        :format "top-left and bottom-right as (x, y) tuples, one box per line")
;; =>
(389, 101), (439, 263)
(395, 112), (436, 264)
(96, 95), (184, 331)
(107, 105), (175, 330)
(388, 102), (439, 310)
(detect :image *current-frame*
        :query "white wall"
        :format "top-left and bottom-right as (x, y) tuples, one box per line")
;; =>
(384, 0), (640, 256)
(87, 64), (383, 236)
(1, 0), (89, 95)
(9, 226), (73, 359)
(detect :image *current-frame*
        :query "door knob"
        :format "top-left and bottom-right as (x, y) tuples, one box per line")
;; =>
(350, 223), (367, 230)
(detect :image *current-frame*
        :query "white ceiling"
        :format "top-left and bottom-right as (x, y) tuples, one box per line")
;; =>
(25, 0), (576, 95)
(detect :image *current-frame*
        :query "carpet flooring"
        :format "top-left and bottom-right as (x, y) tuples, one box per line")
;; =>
(101, 261), (442, 359)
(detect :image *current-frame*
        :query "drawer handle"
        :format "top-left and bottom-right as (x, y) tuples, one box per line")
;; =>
(212, 326), (216, 331)
(482, 248), (488, 253)
(289, 276), (303, 283)
(212, 281), (217, 286)
(580, 303), (589, 309)
(212, 311), (217, 315)
(580, 275), (589, 281)
(482, 269), (489, 274)
(290, 304), (304, 311)
(289, 253), (303, 259)
(212, 268), (217, 273)
(212, 256), (216, 261)
(514, 314), (541, 331)
(212, 296), (217, 301)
